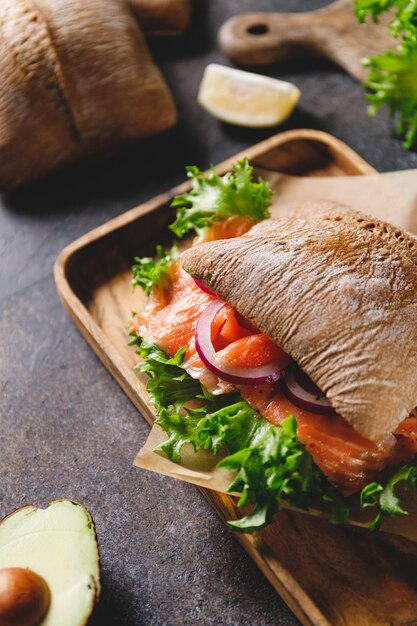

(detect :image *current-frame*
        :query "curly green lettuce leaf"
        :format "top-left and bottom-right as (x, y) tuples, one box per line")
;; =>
(355, 0), (417, 34)
(218, 414), (316, 532)
(169, 159), (272, 238)
(362, 33), (417, 148)
(354, 0), (417, 147)
(137, 341), (203, 414)
(156, 398), (246, 463)
(360, 457), (417, 530)
(132, 244), (178, 295)
(355, 0), (406, 24)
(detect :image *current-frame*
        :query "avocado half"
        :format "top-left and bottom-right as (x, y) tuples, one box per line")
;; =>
(0, 500), (100, 626)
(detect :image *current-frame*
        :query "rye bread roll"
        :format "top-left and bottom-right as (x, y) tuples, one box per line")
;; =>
(181, 201), (417, 442)
(0, 0), (177, 190)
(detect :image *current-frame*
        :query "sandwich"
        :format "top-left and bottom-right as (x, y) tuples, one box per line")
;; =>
(129, 160), (417, 533)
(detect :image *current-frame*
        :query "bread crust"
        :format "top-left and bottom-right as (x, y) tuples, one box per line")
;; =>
(182, 201), (417, 441)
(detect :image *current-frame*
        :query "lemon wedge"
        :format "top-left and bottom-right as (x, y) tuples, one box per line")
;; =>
(197, 64), (300, 128)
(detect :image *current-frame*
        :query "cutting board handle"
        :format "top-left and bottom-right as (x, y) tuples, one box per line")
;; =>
(218, 0), (393, 81)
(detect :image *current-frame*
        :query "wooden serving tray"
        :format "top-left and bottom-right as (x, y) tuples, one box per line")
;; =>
(55, 129), (417, 626)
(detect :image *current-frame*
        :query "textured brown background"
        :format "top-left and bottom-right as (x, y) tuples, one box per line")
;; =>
(1, 2), (417, 625)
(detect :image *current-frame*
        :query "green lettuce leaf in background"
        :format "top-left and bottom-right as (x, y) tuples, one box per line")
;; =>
(355, 0), (417, 148)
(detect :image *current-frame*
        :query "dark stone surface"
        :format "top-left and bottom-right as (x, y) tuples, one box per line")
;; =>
(1, 2), (417, 625)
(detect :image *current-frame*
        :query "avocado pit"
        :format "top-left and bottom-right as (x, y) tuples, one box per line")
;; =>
(0, 567), (50, 626)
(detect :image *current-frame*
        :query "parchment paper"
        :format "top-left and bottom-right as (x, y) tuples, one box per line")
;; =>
(134, 168), (417, 539)
(264, 168), (417, 233)
(136, 424), (236, 493)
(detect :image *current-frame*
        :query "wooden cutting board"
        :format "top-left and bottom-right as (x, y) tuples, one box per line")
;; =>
(54, 129), (417, 626)
(218, 0), (394, 81)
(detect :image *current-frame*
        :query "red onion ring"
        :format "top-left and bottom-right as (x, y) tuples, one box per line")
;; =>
(283, 367), (337, 416)
(195, 300), (287, 385)
(193, 278), (216, 296)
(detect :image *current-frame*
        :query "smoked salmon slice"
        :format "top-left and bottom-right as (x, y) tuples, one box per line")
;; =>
(130, 266), (214, 357)
(198, 215), (255, 242)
